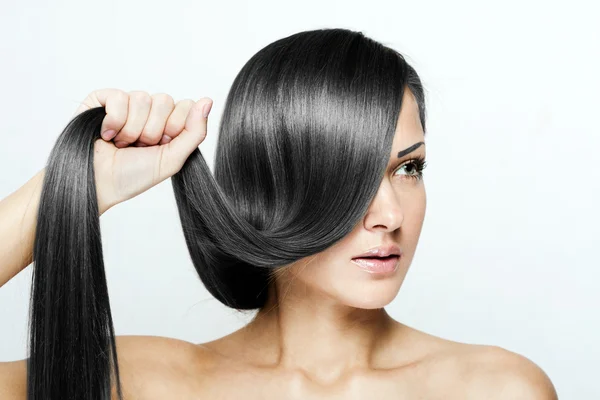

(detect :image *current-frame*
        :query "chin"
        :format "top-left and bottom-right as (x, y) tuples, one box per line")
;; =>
(341, 283), (402, 310)
(346, 296), (397, 310)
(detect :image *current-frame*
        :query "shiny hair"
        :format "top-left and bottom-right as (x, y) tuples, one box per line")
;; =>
(28, 28), (427, 399)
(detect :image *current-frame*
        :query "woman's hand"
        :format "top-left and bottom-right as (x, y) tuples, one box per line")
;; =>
(72, 89), (213, 214)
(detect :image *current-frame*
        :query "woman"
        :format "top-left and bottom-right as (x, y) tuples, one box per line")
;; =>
(0, 28), (557, 399)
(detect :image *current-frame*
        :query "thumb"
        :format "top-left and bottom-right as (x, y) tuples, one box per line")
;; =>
(162, 97), (212, 175)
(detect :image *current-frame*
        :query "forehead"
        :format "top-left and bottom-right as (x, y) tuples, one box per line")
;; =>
(391, 88), (425, 153)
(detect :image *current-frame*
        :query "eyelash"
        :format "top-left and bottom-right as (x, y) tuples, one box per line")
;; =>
(392, 155), (427, 181)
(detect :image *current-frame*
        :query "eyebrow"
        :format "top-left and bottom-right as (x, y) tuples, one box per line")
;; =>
(397, 141), (425, 158)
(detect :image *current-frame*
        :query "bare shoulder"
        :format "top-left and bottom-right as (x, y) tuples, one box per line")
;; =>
(0, 335), (217, 400)
(116, 335), (219, 398)
(394, 325), (557, 399)
(460, 345), (558, 400)
(0, 359), (26, 399)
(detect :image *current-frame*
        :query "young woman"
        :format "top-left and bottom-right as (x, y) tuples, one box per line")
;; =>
(0, 28), (557, 399)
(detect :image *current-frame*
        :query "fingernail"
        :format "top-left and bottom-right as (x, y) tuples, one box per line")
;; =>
(202, 102), (213, 118)
(160, 135), (172, 144)
(114, 140), (128, 148)
(136, 142), (148, 147)
(102, 129), (116, 140)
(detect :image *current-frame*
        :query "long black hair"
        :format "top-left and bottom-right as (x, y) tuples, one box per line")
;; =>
(28, 27), (427, 399)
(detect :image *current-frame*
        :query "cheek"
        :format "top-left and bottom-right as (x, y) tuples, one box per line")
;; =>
(287, 251), (352, 292)
(403, 186), (426, 226)
(415, 196), (427, 226)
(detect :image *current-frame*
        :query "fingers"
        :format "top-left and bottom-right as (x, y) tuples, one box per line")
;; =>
(72, 88), (129, 141)
(161, 98), (212, 176)
(77, 88), (208, 152)
(72, 87), (122, 119)
(134, 93), (175, 147)
(111, 91), (151, 148)
(99, 90), (129, 140)
(162, 99), (195, 144)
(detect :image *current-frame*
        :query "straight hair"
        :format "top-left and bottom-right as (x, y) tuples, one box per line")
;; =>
(27, 27), (427, 399)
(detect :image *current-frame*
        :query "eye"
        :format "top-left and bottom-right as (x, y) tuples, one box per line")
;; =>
(392, 156), (427, 181)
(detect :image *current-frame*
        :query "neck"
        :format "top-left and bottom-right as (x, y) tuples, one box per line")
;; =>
(242, 271), (400, 384)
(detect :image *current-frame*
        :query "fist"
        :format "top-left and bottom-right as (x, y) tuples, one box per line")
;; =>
(72, 89), (213, 214)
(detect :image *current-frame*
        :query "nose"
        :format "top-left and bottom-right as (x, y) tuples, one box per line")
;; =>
(363, 181), (404, 232)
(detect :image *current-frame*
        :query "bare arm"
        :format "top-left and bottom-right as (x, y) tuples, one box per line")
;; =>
(0, 168), (108, 288)
(0, 168), (46, 288)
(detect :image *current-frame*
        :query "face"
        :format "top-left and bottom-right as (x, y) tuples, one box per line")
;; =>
(272, 88), (427, 310)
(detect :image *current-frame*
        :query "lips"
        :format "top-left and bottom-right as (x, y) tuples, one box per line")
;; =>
(355, 255), (397, 260)
(352, 243), (402, 259)
(351, 244), (402, 274)
(351, 254), (400, 274)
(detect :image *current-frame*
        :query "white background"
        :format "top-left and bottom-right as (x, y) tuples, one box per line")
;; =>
(1, 1), (598, 398)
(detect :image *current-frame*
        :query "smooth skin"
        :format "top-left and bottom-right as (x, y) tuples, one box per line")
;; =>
(0, 89), (557, 399)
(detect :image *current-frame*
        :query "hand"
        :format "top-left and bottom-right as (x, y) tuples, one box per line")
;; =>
(72, 89), (213, 214)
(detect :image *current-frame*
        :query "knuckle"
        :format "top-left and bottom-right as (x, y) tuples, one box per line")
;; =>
(128, 90), (152, 105)
(112, 90), (129, 106)
(109, 92), (129, 121)
(112, 88), (129, 100)
(176, 99), (195, 109)
(106, 88), (125, 96)
(152, 93), (175, 108)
